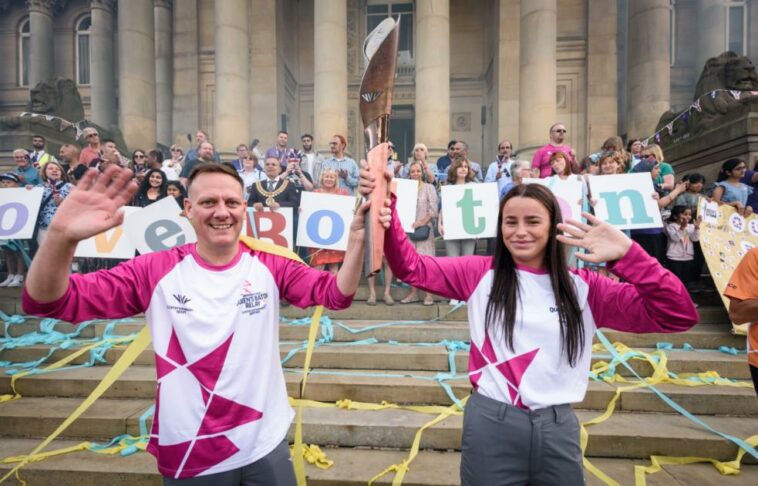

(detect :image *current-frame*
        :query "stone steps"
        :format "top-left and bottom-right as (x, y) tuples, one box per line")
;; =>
(4, 364), (755, 415)
(3, 437), (753, 486)
(0, 396), (755, 464)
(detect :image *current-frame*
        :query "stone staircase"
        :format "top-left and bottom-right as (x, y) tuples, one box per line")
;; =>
(0, 285), (757, 485)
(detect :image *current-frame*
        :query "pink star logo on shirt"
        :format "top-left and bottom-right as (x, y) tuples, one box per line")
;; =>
(151, 327), (264, 478)
(468, 332), (539, 409)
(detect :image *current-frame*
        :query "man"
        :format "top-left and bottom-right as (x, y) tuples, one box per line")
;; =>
(58, 144), (86, 182)
(265, 131), (292, 170)
(185, 130), (222, 163)
(147, 149), (164, 170)
(299, 134), (323, 183)
(322, 135), (359, 195)
(531, 122), (577, 178)
(179, 141), (216, 187)
(248, 157), (300, 210)
(436, 140), (457, 184)
(23, 162), (382, 483)
(484, 140), (516, 193)
(230, 144), (249, 171)
(741, 163), (758, 213)
(724, 247), (758, 394)
(452, 141), (483, 182)
(101, 138), (130, 168)
(29, 135), (57, 167)
(13, 149), (41, 186)
(79, 127), (102, 167)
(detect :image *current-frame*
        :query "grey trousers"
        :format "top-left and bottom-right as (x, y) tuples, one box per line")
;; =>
(163, 439), (296, 486)
(460, 392), (585, 486)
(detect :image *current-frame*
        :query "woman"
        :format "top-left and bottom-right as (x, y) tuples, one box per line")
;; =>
(400, 143), (437, 184)
(309, 168), (350, 275)
(648, 144), (675, 190)
(36, 161), (73, 245)
(400, 162), (438, 306)
(440, 157), (477, 256)
(499, 160), (532, 199)
(598, 150), (626, 175)
(131, 168), (167, 208)
(131, 149), (148, 176)
(166, 180), (187, 209)
(162, 145), (184, 181)
(376, 181), (698, 485)
(239, 153), (264, 197)
(712, 158), (754, 217)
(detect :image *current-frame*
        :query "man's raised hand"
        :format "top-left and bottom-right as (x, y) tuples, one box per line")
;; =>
(49, 166), (138, 243)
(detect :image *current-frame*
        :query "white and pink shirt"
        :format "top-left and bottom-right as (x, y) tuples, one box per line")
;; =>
(384, 202), (698, 410)
(23, 242), (352, 479)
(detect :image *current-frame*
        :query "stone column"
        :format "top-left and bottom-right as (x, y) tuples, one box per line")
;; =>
(27, 0), (55, 87)
(518, 0), (556, 153)
(90, 0), (117, 129)
(172, 0), (199, 144)
(154, 0), (173, 146)
(117, 0), (156, 150)
(697, 0), (726, 69)
(313, 0), (347, 152)
(627, 0), (670, 139)
(415, 0), (450, 157)
(250, 0), (279, 146)
(587, 0), (618, 150)
(214, 0), (250, 153)
(495, 0), (520, 145)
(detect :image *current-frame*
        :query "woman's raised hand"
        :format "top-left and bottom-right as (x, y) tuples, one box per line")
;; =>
(48, 166), (138, 243)
(556, 212), (632, 264)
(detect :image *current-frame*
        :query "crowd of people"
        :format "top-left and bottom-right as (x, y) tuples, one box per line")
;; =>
(3, 124), (757, 294)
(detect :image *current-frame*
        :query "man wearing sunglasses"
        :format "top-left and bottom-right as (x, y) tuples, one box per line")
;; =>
(532, 122), (577, 178)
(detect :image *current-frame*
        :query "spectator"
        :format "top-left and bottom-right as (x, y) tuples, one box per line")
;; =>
(58, 144), (85, 183)
(249, 138), (264, 161)
(724, 247), (758, 394)
(322, 134), (359, 195)
(400, 162), (439, 306)
(452, 141), (483, 182)
(741, 159), (758, 213)
(627, 138), (643, 170)
(649, 144), (675, 190)
(248, 157), (299, 210)
(665, 205), (700, 291)
(146, 149), (163, 171)
(229, 144), (249, 172)
(185, 130), (221, 163)
(485, 140), (515, 194)
(712, 158), (754, 217)
(13, 149), (41, 186)
(238, 153), (264, 197)
(282, 150), (314, 195)
(439, 157), (478, 301)
(131, 169), (168, 207)
(599, 151), (625, 175)
(300, 133), (323, 183)
(131, 149), (148, 177)
(532, 122), (577, 178)
(36, 161), (73, 245)
(179, 141), (216, 187)
(309, 168), (350, 274)
(29, 134), (57, 167)
(79, 127), (102, 167)
(436, 140), (457, 184)
(265, 130), (292, 170)
(162, 145), (184, 181)
(0, 173), (29, 287)
(166, 180), (187, 210)
(676, 173), (706, 214)
(499, 160), (532, 199)
(399, 143), (437, 183)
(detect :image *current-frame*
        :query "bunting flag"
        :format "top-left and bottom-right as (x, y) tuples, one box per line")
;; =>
(682, 112), (689, 122)
(641, 139), (649, 148)
(729, 90), (741, 100)
(655, 133), (661, 143)
(16, 111), (90, 140)
(710, 90), (718, 99)
(691, 99), (702, 112)
(666, 122), (674, 135)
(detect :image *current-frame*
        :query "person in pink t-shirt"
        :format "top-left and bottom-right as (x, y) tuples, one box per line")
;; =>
(531, 122), (577, 178)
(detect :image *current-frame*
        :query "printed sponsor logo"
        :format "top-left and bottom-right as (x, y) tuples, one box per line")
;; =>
(237, 280), (268, 316)
(167, 293), (194, 314)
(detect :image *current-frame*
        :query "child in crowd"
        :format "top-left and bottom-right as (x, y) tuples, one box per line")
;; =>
(0, 173), (29, 287)
(676, 173), (705, 214)
(665, 205), (701, 292)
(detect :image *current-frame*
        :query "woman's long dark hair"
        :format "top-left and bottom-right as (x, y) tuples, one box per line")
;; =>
(485, 184), (585, 366)
(138, 168), (168, 197)
(717, 158), (745, 182)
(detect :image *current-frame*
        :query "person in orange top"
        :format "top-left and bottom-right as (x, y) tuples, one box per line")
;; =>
(724, 247), (758, 394)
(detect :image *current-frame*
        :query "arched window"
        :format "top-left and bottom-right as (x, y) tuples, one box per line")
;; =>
(18, 18), (30, 87)
(76, 15), (91, 85)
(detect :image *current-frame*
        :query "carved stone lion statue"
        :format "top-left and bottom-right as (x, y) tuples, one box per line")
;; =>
(28, 78), (86, 123)
(657, 51), (758, 139)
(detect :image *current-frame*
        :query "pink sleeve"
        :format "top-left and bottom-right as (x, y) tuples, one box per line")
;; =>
(576, 242), (698, 333)
(257, 252), (353, 310)
(384, 197), (491, 301)
(22, 250), (183, 324)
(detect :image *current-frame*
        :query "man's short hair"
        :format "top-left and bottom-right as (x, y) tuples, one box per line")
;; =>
(13, 148), (29, 160)
(447, 140), (457, 150)
(32, 134), (45, 142)
(301, 133), (313, 141)
(148, 149), (163, 160)
(236, 143), (248, 151)
(101, 138), (116, 146)
(456, 140), (469, 150)
(186, 162), (244, 196)
(278, 130), (288, 136)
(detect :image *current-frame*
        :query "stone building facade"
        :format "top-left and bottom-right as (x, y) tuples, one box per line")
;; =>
(0, 0), (756, 162)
